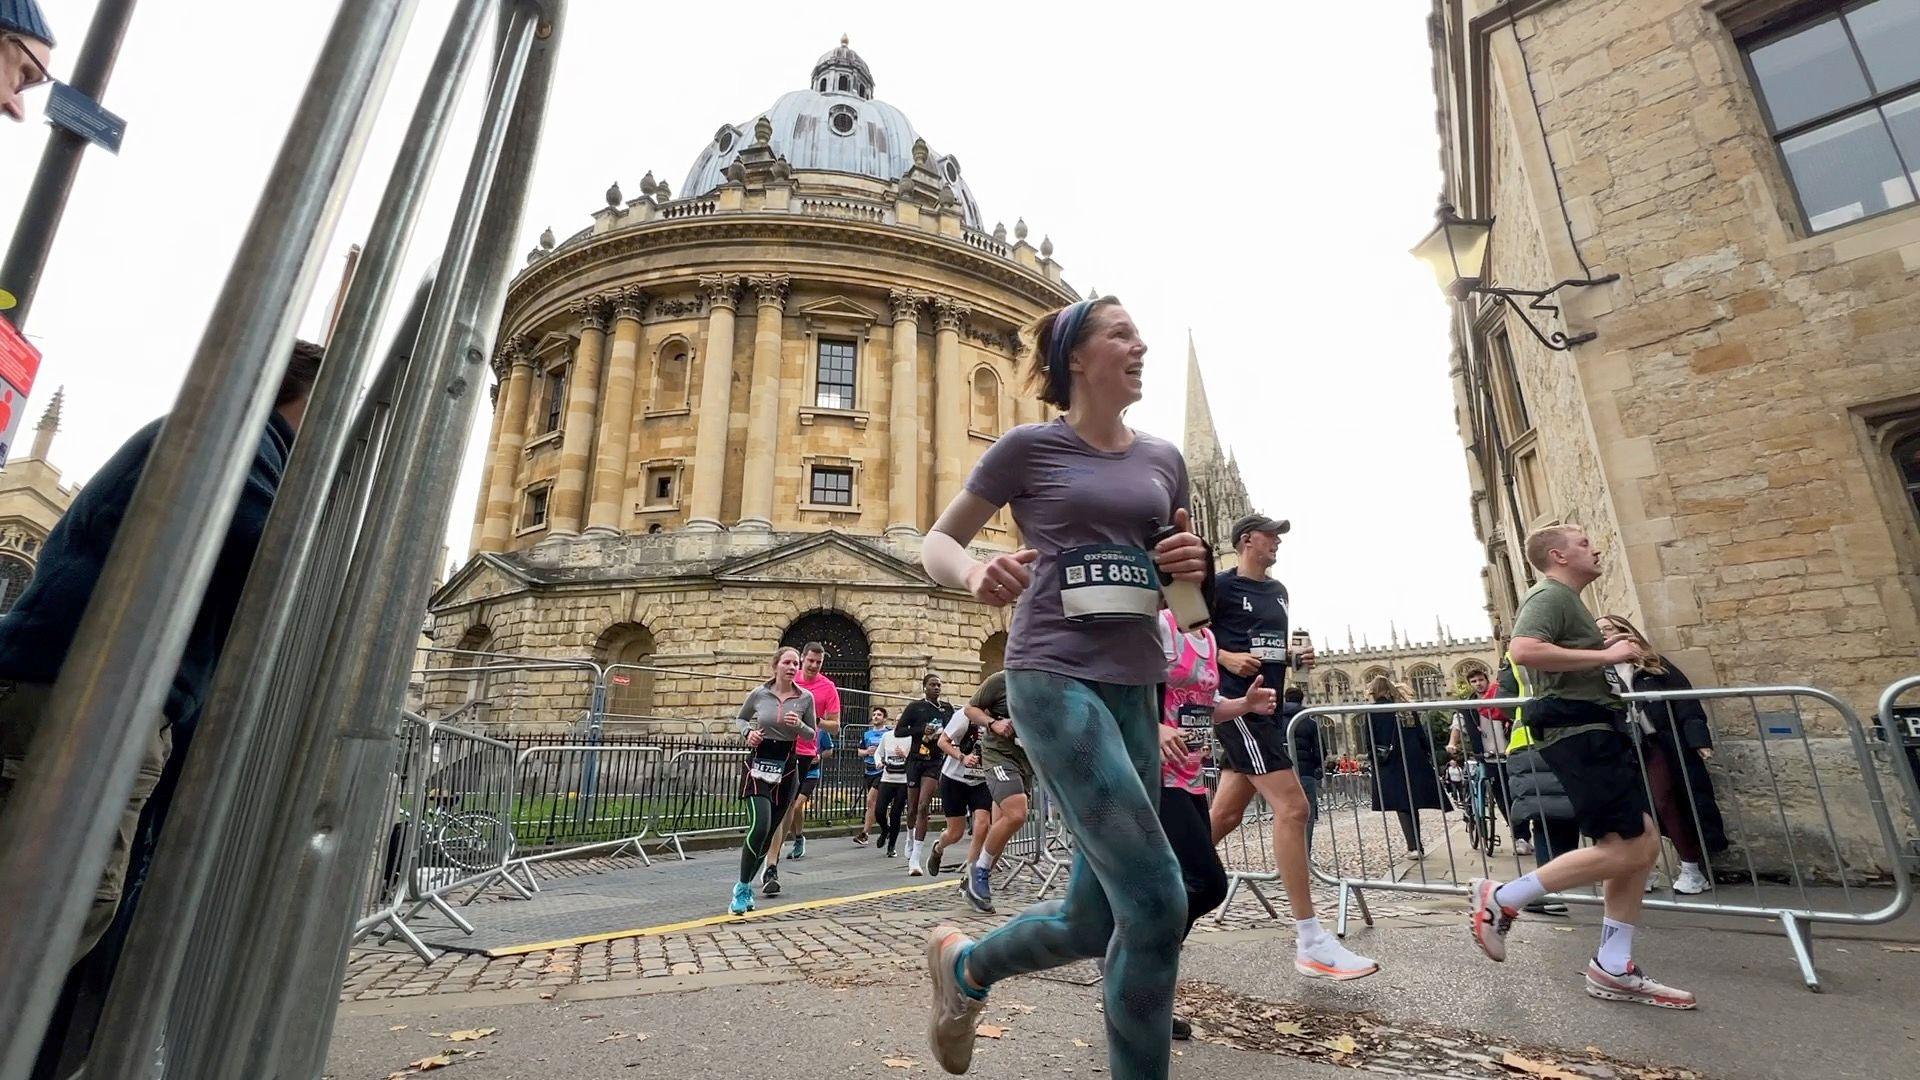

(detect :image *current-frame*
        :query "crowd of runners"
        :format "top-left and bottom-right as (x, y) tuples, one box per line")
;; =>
(723, 296), (1700, 1079)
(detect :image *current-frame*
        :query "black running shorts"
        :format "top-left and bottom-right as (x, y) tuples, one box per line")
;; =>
(1536, 727), (1650, 841)
(1213, 714), (1294, 776)
(940, 775), (992, 817)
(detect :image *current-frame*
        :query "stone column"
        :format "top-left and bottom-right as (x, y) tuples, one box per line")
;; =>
(736, 273), (789, 531)
(586, 287), (646, 536)
(547, 297), (608, 537)
(884, 290), (923, 538)
(686, 276), (740, 531)
(469, 377), (507, 554)
(479, 340), (535, 552)
(931, 297), (971, 515)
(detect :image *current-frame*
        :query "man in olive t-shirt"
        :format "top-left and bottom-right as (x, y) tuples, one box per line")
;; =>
(1465, 524), (1696, 1011)
(966, 670), (1031, 913)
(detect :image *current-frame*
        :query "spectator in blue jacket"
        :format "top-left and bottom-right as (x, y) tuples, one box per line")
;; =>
(0, 339), (323, 964)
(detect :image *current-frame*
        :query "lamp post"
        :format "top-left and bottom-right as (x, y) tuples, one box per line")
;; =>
(1411, 200), (1617, 351)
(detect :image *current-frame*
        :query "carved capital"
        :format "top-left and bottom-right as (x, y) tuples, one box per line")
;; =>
(747, 273), (790, 310)
(699, 274), (741, 312)
(610, 285), (648, 323)
(887, 289), (923, 324)
(932, 297), (971, 333)
(499, 335), (534, 374)
(570, 296), (608, 333)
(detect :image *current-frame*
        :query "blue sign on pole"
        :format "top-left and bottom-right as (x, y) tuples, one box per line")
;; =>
(46, 83), (126, 154)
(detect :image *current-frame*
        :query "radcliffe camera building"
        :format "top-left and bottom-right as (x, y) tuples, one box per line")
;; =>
(1428, 0), (1920, 718)
(431, 42), (1251, 729)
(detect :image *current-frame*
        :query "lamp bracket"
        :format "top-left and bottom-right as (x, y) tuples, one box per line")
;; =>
(1473, 274), (1619, 351)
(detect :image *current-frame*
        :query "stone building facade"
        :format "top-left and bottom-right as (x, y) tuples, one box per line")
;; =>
(1430, 1), (1920, 872)
(0, 391), (75, 612)
(430, 41), (1097, 732)
(1431, 0), (1920, 715)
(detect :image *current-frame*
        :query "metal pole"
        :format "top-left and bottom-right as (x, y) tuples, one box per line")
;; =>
(0, 0), (140, 327)
(197, 5), (558, 1073)
(0, 1), (414, 1073)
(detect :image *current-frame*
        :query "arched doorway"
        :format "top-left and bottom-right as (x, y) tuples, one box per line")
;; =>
(979, 631), (1007, 679)
(782, 610), (870, 715)
(597, 622), (657, 719)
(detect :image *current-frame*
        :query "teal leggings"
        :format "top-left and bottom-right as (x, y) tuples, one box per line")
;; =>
(963, 670), (1185, 1080)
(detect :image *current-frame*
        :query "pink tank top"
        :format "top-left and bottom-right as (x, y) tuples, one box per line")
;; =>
(1160, 610), (1218, 794)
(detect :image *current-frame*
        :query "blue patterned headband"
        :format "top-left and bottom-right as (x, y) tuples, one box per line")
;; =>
(1046, 299), (1097, 392)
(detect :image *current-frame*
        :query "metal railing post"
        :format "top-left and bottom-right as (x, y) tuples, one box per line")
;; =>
(0, 2), (417, 1074)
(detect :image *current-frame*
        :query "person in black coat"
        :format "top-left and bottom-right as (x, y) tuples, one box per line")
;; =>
(1505, 738), (1578, 915)
(1364, 677), (1450, 857)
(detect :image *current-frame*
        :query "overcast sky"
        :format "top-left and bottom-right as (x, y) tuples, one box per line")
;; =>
(0, 0), (1490, 650)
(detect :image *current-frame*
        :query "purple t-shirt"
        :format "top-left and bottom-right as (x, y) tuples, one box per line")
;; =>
(963, 418), (1191, 687)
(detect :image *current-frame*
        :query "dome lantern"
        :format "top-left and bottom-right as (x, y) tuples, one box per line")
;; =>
(811, 34), (873, 100)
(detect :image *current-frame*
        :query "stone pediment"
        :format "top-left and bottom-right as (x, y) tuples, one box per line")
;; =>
(796, 295), (880, 324)
(430, 552), (534, 610)
(713, 531), (929, 588)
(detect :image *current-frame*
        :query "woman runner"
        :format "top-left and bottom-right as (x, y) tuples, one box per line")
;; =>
(729, 646), (816, 915)
(919, 296), (1208, 1079)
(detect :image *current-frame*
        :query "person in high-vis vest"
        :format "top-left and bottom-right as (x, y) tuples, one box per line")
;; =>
(1465, 524), (1696, 1010)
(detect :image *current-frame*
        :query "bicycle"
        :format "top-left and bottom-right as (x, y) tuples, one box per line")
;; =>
(1460, 757), (1501, 859)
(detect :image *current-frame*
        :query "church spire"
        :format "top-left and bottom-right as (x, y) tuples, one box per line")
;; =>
(1182, 331), (1221, 466)
(28, 386), (62, 462)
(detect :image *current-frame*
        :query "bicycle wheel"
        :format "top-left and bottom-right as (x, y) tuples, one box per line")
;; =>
(434, 811), (509, 873)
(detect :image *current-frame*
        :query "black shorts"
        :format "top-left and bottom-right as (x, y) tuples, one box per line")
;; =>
(1214, 715), (1294, 775)
(940, 776), (993, 817)
(797, 775), (820, 798)
(862, 772), (883, 793)
(1536, 728), (1650, 841)
(906, 757), (939, 786)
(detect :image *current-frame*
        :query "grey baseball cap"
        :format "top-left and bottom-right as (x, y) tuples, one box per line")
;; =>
(1230, 513), (1291, 547)
(0, 1), (54, 46)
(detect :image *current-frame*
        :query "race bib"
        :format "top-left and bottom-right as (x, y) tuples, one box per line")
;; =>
(1177, 703), (1214, 731)
(748, 759), (786, 784)
(1249, 632), (1288, 662)
(1058, 544), (1159, 622)
(961, 764), (987, 782)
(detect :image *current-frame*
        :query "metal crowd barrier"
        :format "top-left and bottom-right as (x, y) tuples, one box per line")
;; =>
(651, 748), (754, 859)
(416, 648), (605, 730)
(506, 742), (668, 878)
(1288, 686), (1916, 991)
(1873, 676), (1920, 859)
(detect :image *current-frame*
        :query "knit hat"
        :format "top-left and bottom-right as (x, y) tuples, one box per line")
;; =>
(0, 0), (54, 47)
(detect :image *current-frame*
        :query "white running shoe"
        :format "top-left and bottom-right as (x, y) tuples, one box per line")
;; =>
(1512, 838), (1534, 857)
(1468, 877), (1517, 962)
(1584, 958), (1697, 1009)
(1296, 936), (1380, 981)
(1672, 865), (1712, 895)
(926, 924), (987, 1073)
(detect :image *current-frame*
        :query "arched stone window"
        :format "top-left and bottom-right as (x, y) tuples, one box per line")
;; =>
(651, 338), (692, 413)
(970, 365), (1001, 436)
(0, 553), (32, 614)
(1407, 663), (1444, 702)
(781, 610), (870, 715)
(596, 622), (657, 719)
(1324, 669), (1355, 702)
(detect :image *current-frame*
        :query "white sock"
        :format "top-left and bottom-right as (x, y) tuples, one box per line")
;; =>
(975, 853), (992, 871)
(1493, 873), (1547, 910)
(1295, 918), (1327, 950)
(1597, 918), (1635, 975)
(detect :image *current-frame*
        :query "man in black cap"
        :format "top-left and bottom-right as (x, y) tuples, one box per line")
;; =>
(1, 0), (54, 123)
(1207, 513), (1379, 980)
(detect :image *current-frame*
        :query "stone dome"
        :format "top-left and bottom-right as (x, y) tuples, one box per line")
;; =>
(679, 39), (983, 229)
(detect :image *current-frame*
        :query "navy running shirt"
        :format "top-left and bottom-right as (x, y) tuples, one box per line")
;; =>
(1209, 571), (1291, 700)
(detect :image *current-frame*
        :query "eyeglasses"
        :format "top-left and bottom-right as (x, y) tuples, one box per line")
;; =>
(7, 35), (52, 94)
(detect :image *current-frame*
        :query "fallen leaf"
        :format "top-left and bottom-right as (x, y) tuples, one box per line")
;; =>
(444, 1028), (497, 1042)
(600, 1032), (629, 1043)
(1324, 1034), (1359, 1054)
(1501, 1052), (1583, 1079)
(976, 1024), (1006, 1039)
(409, 1056), (454, 1072)
(1553, 927), (1577, 933)
(1071, 1039), (1091, 1048)
(388, 1024), (409, 1032)
(1883, 944), (1920, 953)
(1003, 1002), (1037, 1014)
(849, 1039), (865, 1046)
(580, 1013), (604, 1021)
(882, 1057), (917, 1068)
(1273, 1021), (1307, 1037)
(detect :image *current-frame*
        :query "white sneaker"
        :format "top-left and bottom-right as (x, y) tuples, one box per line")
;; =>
(1296, 936), (1380, 981)
(1512, 838), (1534, 857)
(1585, 958), (1697, 1009)
(926, 924), (987, 1073)
(1672, 865), (1711, 895)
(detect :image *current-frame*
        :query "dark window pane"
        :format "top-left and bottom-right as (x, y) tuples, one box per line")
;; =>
(811, 467), (853, 506)
(1849, 0), (1920, 92)
(544, 370), (566, 432)
(526, 489), (548, 527)
(1750, 15), (1873, 129)
(1896, 430), (1920, 525)
(816, 339), (856, 409)
(1781, 108), (1916, 229)
(1883, 89), (1920, 187)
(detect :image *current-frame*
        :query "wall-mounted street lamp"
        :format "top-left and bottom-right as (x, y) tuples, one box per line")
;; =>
(1411, 201), (1618, 351)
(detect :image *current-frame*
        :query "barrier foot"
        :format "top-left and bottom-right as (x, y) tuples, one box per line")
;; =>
(1336, 883), (1374, 937)
(386, 917), (440, 965)
(1244, 879), (1281, 921)
(427, 892), (477, 935)
(1037, 860), (1064, 898)
(1214, 878), (1241, 925)
(1781, 912), (1822, 993)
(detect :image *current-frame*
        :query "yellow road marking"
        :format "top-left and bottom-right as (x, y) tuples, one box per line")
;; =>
(484, 879), (962, 957)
